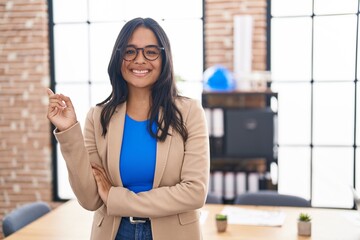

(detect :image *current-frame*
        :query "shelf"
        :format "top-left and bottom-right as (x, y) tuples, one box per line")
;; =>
(202, 90), (277, 109)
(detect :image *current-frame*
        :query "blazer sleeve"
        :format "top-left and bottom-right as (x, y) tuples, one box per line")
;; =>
(106, 99), (210, 218)
(54, 107), (103, 210)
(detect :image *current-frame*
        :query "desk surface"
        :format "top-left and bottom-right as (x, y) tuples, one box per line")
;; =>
(4, 199), (360, 240)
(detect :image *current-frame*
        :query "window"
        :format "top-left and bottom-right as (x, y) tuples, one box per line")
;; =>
(270, 0), (358, 208)
(49, 0), (204, 200)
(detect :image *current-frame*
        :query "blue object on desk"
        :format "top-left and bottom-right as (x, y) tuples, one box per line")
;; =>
(203, 65), (236, 91)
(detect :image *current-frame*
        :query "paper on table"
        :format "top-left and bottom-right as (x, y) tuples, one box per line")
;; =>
(340, 211), (360, 226)
(221, 206), (286, 227)
(200, 210), (209, 225)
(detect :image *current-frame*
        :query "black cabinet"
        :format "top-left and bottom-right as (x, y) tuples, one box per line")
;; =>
(225, 108), (274, 159)
(202, 91), (278, 202)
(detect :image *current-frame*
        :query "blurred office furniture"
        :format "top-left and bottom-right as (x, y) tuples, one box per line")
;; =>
(203, 90), (278, 203)
(233, 190), (311, 207)
(2, 201), (51, 237)
(5, 199), (360, 240)
(206, 192), (223, 204)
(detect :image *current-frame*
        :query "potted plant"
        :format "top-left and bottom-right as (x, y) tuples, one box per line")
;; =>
(215, 213), (228, 233)
(297, 213), (311, 236)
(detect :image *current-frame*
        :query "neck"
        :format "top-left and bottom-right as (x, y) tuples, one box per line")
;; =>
(126, 89), (151, 121)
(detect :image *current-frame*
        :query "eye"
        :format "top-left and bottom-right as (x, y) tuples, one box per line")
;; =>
(145, 47), (159, 56)
(125, 47), (136, 55)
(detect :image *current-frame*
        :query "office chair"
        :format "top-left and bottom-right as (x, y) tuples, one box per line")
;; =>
(233, 190), (310, 207)
(2, 201), (51, 237)
(206, 192), (223, 204)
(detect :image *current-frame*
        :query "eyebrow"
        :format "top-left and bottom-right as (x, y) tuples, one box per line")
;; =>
(126, 44), (161, 48)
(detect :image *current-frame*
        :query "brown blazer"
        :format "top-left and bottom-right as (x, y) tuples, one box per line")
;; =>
(55, 97), (210, 240)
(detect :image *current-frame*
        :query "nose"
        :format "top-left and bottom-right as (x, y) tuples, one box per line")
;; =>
(134, 49), (146, 63)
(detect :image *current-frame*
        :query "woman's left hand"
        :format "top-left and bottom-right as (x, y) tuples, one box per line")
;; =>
(91, 163), (112, 205)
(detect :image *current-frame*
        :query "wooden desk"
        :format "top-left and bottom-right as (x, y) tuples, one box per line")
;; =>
(4, 200), (360, 239)
(202, 205), (360, 240)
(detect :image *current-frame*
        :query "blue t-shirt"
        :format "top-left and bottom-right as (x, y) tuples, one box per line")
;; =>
(119, 114), (157, 193)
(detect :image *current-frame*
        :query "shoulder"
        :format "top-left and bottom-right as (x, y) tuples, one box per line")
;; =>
(175, 96), (202, 109)
(86, 103), (125, 120)
(86, 105), (103, 121)
(175, 96), (204, 118)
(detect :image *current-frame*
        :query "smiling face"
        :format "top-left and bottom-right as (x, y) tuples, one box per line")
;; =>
(121, 26), (162, 93)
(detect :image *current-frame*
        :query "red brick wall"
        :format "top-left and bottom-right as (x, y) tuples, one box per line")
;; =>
(0, 0), (54, 238)
(205, 0), (267, 71)
(0, 0), (267, 238)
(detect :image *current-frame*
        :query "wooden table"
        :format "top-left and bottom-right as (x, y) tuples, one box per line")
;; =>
(202, 204), (360, 239)
(4, 199), (360, 239)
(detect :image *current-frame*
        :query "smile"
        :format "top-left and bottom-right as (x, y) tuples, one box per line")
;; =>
(132, 69), (149, 74)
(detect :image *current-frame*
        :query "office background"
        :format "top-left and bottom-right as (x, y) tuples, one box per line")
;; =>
(1, 0), (359, 239)
(0, 0), (267, 238)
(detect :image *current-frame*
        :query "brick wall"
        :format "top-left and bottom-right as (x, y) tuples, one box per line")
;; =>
(0, 0), (54, 238)
(205, 0), (267, 71)
(0, 0), (267, 238)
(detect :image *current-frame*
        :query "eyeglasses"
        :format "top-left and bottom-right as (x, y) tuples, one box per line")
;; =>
(122, 45), (164, 61)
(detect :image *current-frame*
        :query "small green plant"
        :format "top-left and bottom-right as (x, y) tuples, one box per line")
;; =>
(216, 214), (227, 221)
(298, 213), (311, 222)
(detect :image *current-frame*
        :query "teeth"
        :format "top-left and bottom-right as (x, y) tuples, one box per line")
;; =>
(133, 69), (149, 74)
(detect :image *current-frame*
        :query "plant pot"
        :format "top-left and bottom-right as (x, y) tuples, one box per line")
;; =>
(298, 221), (311, 236)
(216, 219), (228, 232)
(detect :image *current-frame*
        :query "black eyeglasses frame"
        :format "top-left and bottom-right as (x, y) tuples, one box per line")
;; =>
(120, 45), (165, 61)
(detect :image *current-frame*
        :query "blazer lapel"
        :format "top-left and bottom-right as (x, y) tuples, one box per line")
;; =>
(153, 108), (173, 188)
(107, 103), (126, 187)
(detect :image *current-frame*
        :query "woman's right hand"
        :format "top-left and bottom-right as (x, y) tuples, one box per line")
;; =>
(47, 88), (78, 132)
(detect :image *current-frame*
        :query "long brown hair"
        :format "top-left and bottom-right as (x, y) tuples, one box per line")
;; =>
(96, 18), (188, 142)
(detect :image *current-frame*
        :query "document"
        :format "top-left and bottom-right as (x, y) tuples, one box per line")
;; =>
(224, 172), (235, 200)
(200, 210), (209, 225)
(213, 171), (223, 198)
(340, 211), (360, 226)
(236, 172), (246, 195)
(221, 206), (286, 227)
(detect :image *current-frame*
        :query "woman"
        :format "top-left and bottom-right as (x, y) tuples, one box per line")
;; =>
(47, 17), (210, 240)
